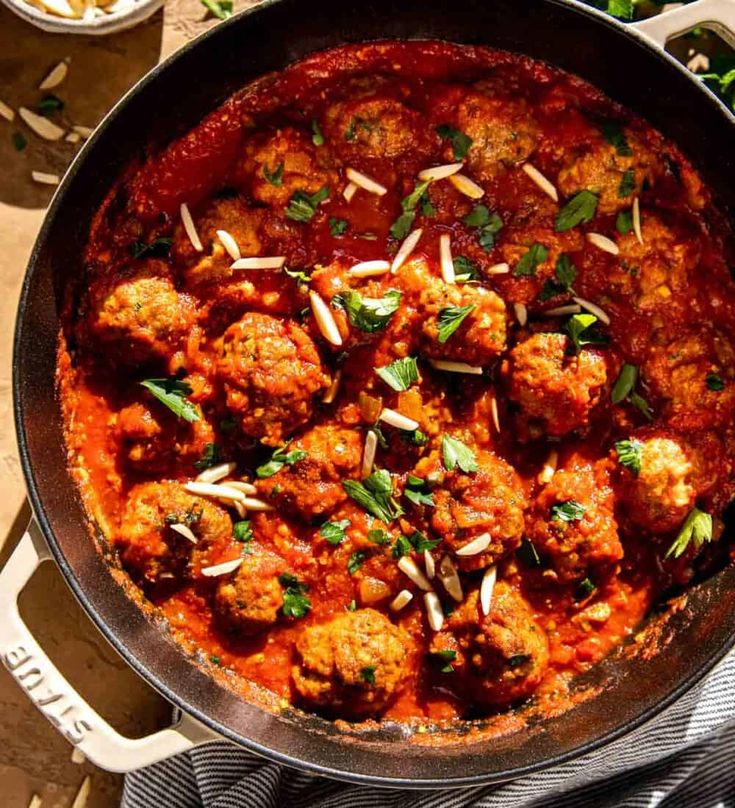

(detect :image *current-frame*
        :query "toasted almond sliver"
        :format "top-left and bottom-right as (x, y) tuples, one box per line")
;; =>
(586, 232), (619, 255)
(180, 202), (203, 252)
(633, 197), (644, 245)
(522, 163), (559, 202)
(348, 260), (391, 278)
(438, 555), (463, 602)
(538, 450), (558, 485)
(28, 795), (42, 808)
(230, 256), (286, 270)
(573, 296), (611, 326)
(343, 181), (358, 202)
(345, 167), (387, 196)
(169, 523), (198, 544)
(72, 125), (94, 139)
(418, 162), (463, 182)
(490, 397), (501, 433)
(39, 0), (77, 17)
(487, 262), (510, 275)
(216, 229), (241, 261)
(514, 302), (528, 326)
(397, 557), (432, 591)
(184, 481), (245, 502)
(543, 304), (581, 317)
(429, 359), (483, 375)
(480, 565), (497, 616)
(0, 100), (15, 122)
(391, 228), (423, 274)
(19, 107), (65, 141)
(71, 775), (92, 808)
(424, 550), (436, 580)
(65, 132), (81, 143)
(424, 591), (444, 631)
(201, 558), (243, 578)
(439, 233), (455, 284)
(241, 497), (275, 512)
(196, 461), (237, 485)
(71, 746), (85, 764)
(222, 480), (258, 495)
(456, 531), (492, 557)
(449, 173), (484, 199)
(390, 589), (414, 612)
(323, 368), (342, 404)
(309, 290), (343, 347)
(39, 61), (69, 91)
(361, 429), (378, 479)
(31, 171), (60, 186)
(233, 501), (247, 519)
(379, 407), (420, 432)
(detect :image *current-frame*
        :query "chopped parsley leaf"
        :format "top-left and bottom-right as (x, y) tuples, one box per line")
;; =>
(343, 469), (403, 523)
(333, 289), (401, 333)
(209, 654), (221, 665)
(194, 442), (221, 471)
(407, 530), (440, 552)
(129, 237), (173, 259)
(606, 0), (633, 21)
(392, 534), (412, 558)
(706, 372), (725, 391)
(165, 506), (202, 527)
(367, 528), (391, 546)
(555, 190), (599, 232)
(360, 665), (376, 684)
(616, 209), (633, 234)
(284, 266), (312, 285)
(462, 204), (504, 251)
(629, 391), (653, 421)
(400, 428), (429, 446)
(38, 94), (63, 116)
(514, 242), (548, 277)
(432, 649), (457, 673)
(611, 363), (638, 404)
(665, 507), (713, 559)
(390, 180), (430, 239)
(518, 538), (541, 568)
(233, 520), (253, 543)
(140, 377), (200, 423)
(285, 185), (329, 222)
(347, 599), (357, 611)
(12, 132), (27, 151)
(576, 577), (596, 599)
(540, 253), (577, 300)
(442, 435), (478, 473)
(311, 119), (324, 147)
(376, 356), (419, 392)
(618, 169), (636, 198)
(437, 304), (476, 343)
(347, 551), (367, 575)
(320, 519), (351, 545)
(507, 654), (530, 668)
(453, 255), (480, 283)
(615, 439), (644, 475)
(278, 573), (311, 618)
(601, 122), (632, 156)
(436, 123), (473, 160)
(404, 476), (434, 508)
(263, 162), (284, 186)
(328, 217), (348, 237)
(564, 313), (607, 353)
(551, 500), (586, 522)
(199, 0), (232, 17)
(256, 441), (308, 478)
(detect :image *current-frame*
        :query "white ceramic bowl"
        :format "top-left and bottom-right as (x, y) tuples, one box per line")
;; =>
(1, 0), (164, 35)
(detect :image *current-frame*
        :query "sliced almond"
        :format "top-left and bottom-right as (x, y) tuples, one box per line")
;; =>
(397, 556), (432, 591)
(31, 171), (60, 186)
(573, 296), (610, 325)
(439, 233), (455, 284)
(379, 408), (420, 432)
(348, 260), (391, 278)
(429, 359), (483, 375)
(418, 163), (463, 182)
(586, 232), (619, 255)
(424, 591), (444, 631)
(480, 566), (497, 616)
(169, 523), (198, 544)
(391, 228), (423, 274)
(39, 62), (69, 91)
(0, 100), (15, 122)
(230, 256), (286, 270)
(522, 163), (558, 202)
(390, 589), (414, 612)
(19, 107), (64, 141)
(195, 462), (237, 484)
(456, 531), (492, 557)
(449, 173), (484, 199)
(201, 558), (243, 578)
(309, 290), (343, 347)
(345, 167), (387, 196)
(216, 229), (241, 261)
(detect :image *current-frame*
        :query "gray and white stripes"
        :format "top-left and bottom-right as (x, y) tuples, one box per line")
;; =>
(123, 650), (735, 808)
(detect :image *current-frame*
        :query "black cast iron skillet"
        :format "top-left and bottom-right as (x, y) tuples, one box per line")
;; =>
(9, 0), (735, 787)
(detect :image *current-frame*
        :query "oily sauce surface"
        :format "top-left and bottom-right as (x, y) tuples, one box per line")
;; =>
(58, 41), (735, 727)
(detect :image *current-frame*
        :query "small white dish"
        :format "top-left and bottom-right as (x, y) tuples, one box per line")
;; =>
(1, 0), (164, 35)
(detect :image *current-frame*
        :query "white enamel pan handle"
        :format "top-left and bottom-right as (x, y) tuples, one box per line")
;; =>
(0, 520), (219, 773)
(632, 0), (735, 49)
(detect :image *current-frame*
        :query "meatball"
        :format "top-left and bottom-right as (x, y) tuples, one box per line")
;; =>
(117, 481), (232, 586)
(324, 96), (434, 165)
(87, 261), (195, 365)
(644, 326), (735, 429)
(214, 551), (285, 634)
(450, 90), (539, 180)
(526, 458), (623, 583)
(431, 450), (527, 571)
(255, 424), (363, 521)
(240, 127), (337, 209)
(435, 583), (549, 709)
(218, 313), (331, 446)
(615, 435), (708, 533)
(292, 608), (412, 718)
(557, 130), (657, 215)
(115, 402), (215, 474)
(504, 333), (608, 438)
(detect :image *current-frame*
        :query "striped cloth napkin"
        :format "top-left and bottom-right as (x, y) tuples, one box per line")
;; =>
(122, 650), (735, 808)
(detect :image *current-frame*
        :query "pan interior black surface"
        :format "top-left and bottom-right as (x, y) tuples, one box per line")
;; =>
(13, 0), (735, 786)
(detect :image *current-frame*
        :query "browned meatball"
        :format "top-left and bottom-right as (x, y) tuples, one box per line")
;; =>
(615, 435), (710, 533)
(431, 449), (527, 571)
(218, 313), (331, 447)
(117, 481), (232, 586)
(526, 457), (623, 583)
(87, 261), (195, 365)
(433, 583), (549, 709)
(292, 608), (412, 718)
(557, 129), (658, 215)
(115, 402), (215, 474)
(214, 550), (285, 634)
(240, 127), (337, 209)
(255, 424), (363, 521)
(504, 333), (608, 438)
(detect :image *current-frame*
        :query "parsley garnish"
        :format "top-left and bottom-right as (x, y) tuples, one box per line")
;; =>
(665, 507), (713, 559)
(209, 654), (221, 666)
(555, 190), (599, 232)
(347, 599), (357, 611)
(407, 530), (440, 552)
(13, 132), (27, 151)
(611, 364), (653, 420)
(390, 180), (430, 240)
(194, 443), (221, 471)
(360, 666), (376, 684)
(615, 439), (643, 475)
(392, 535), (412, 558)
(285, 185), (330, 222)
(233, 520), (253, 543)
(507, 654), (530, 668)
(618, 169), (636, 198)
(263, 162), (284, 186)
(518, 538), (541, 567)
(539, 253), (577, 300)
(551, 500), (586, 522)
(404, 475), (434, 507)
(453, 255), (480, 283)
(432, 649), (457, 673)
(367, 528), (391, 545)
(376, 356), (419, 391)
(256, 442), (308, 478)
(165, 506), (202, 527)
(436, 123), (473, 160)
(514, 243), (548, 277)
(200, 0), (232, 18)
(437, 304), (476, 343)
(348, 551), (366, 575)
(129, 237), (173, 259)
(311, 119), (324, 147)
(320, 519), (351, 545)
(601, 122), (632, 155)
(328, 217), (348, 237)
(38, 94), (63, 116)
(616, 209), (633, 234)
(564, 313), (607, 353)
(140, 377), (200, 423)
(279, 573), (311, 618)
(400, 428), (429, 446)
(343, 469), (403, 523)
(284, 266), (312, 286)
(606, 0), (633, 21)
(706, 372), (725, 391)
(333, 289), (401, 333)
(576, 577), (596, 599)
(462, 204), (503, 251)
(442, 436), (478, 473)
